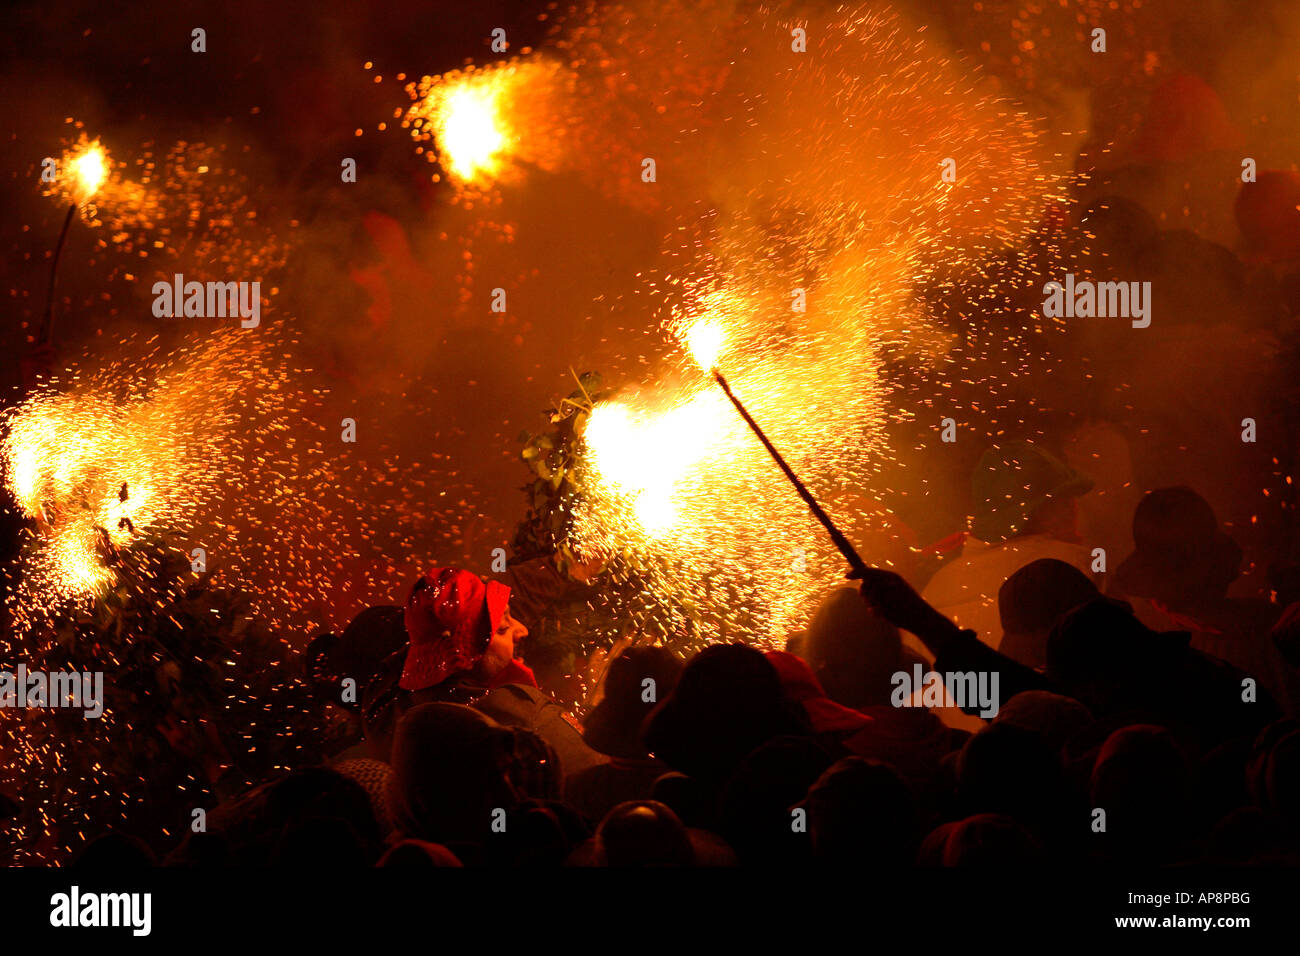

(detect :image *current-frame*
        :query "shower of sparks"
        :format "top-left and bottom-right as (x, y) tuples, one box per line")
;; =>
(40, 125), (290, 282)
(2, 335), (267, 603)
(0, 326), (472, 862)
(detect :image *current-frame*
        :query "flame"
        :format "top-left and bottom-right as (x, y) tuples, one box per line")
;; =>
(70, 141), (107, 202)
(440, 84), (507, 182)
(683, 318), (725, 372)
(405, 59), (571, 190)
(582, 392), (736, 534)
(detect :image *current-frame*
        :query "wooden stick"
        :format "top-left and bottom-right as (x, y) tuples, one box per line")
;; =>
(711, 368), (870, 576)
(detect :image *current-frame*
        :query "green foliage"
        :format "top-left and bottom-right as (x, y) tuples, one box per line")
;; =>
(512, 370), (608, 568)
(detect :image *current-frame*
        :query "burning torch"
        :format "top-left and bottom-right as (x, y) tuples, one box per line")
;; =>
(39, 140), (107, 347)
(683, 319), (871, 577)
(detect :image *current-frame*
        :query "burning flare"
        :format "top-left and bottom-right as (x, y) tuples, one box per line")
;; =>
(70, 141), (107, 203)
(0, 335), (264, 603)
(582, 393), (736, 533)
(404, 59), (571, 189)
(440, 84), (508, 182)
(683, 318), (726, 372)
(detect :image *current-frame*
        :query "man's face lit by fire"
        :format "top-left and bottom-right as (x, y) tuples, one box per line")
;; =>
(477, 604), (528, 681)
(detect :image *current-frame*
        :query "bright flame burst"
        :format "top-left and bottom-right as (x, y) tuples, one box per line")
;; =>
(404, 59), (570, 188)
(48, 136), (111, 211)
(409, 66), (516, 184)
(579, 317), (731, 534)
(683, 317), (725, 372)
(440, 84), (507, 182)
(70, 141), (107, 201)
(583, 390), (739, 534)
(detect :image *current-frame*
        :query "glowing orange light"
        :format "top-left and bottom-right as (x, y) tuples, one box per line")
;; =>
(684, 318), (726, 371)
(582, 392), (735, 534)
(70, 141), (107, 202)
(436, 81), (508, 183)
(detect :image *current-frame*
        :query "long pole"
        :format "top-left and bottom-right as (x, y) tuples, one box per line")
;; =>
(711, 368), (870, 576)
(38, 202), (77, 347)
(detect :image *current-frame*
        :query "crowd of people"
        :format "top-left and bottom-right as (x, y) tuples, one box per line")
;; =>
(59, 440), (1300, 868)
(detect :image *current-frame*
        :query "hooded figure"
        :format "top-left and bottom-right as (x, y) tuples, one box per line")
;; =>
(641, 644), (810, 790)
(400, 567), (523, 693)
(1113, 487), (1298, 715)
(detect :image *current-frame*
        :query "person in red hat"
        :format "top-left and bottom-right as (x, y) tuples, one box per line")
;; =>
(396, 566), (606, 781)
(400, 567), (532, 697)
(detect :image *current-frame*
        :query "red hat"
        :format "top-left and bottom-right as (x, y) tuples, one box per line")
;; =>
(399, 567), (511, 692)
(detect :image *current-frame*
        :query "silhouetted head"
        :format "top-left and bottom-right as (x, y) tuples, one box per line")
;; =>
(803, 757), (917, 867)
(642, 644), (808, 785)
(957, 723), (1066, 834)
(595, 801), (694, 867)
(387, 702), (518, 846)
(1115, 487), (1241, 608)
(998, 559), (1099, 669)
(919, 814), (1044, 867)
(583, 646), (683, 758)
(718, 735), (834, 864)
(804, 586), (903, 709)
(1090, 724), (1192, 862)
